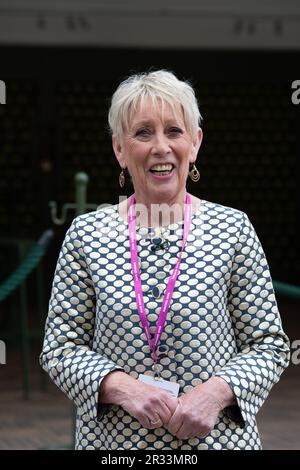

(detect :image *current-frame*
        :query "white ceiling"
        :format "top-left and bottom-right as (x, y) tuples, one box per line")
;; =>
(0, 0), (300, 16)
(0, 0), (300, 49)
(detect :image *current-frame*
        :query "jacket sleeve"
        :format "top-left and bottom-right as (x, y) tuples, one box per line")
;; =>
(39, 216), (124, 422)
(214, 211), (290, 427)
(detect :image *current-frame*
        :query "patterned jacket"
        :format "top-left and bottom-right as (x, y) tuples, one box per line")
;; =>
(40, 198), (290, 450)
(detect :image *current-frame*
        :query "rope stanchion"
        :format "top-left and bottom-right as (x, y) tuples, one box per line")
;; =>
(273, 280), (300, 300)
(0, 230), (54, 303)
(0, 229), (55, 398)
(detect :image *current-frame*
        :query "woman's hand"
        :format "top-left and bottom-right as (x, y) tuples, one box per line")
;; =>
(99, 371), (178, 429)
(166, 377), (236, 440)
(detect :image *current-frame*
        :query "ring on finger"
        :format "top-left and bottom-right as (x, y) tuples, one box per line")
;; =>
(150, 418), (162, 426)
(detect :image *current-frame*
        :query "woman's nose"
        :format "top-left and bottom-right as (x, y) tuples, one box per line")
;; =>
(151, 133), (171, 155)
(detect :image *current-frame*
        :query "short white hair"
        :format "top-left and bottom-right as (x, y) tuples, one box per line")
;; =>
(108, 69), (203, 142)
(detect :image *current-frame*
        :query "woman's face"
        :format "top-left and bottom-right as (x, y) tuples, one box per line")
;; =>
(113, 97), (202, 205)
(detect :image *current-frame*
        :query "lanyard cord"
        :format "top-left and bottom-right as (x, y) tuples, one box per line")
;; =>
(128, 193), (192, 364)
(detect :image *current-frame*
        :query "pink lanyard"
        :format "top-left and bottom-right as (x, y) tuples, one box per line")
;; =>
(128, 192), (192, 364)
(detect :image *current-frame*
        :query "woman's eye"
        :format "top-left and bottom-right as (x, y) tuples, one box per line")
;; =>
(134, 127), (183, 137)
(169, 127), (183, 134)
(136, 128), (151, 137)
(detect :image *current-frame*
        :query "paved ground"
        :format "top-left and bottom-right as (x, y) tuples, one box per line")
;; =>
(0, 350), (72, 450)
(0, 298), (299, 450)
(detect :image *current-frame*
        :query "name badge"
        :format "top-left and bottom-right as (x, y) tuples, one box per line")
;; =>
(138, 374), (180, 398)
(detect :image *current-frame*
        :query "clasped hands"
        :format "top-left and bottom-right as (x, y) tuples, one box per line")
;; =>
(120, 376), (232, 441)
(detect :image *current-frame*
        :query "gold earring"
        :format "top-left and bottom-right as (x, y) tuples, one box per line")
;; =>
(119, 168), (126, 188)
(189, 163), (200, 182)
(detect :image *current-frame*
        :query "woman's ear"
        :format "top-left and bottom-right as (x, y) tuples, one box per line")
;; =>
(190, 128), (203, 163)
(194, 128), (203, 154)
(112, 135), (126, 168)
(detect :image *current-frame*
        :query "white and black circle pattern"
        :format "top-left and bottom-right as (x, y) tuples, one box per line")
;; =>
(40, 197), (290, 450)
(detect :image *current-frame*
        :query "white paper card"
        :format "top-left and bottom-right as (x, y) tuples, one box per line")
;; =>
(138, 374), (180, 398)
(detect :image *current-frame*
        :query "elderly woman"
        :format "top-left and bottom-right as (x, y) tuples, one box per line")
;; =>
(40, 70), (290, 450)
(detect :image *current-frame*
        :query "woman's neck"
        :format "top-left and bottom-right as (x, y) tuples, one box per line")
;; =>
(133, 190), (187, 228)
(118, 191), (201, 228)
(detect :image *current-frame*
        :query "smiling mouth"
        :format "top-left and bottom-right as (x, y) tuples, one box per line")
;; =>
(149, 164), (175, 175)
(148, 168), (175, 181)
